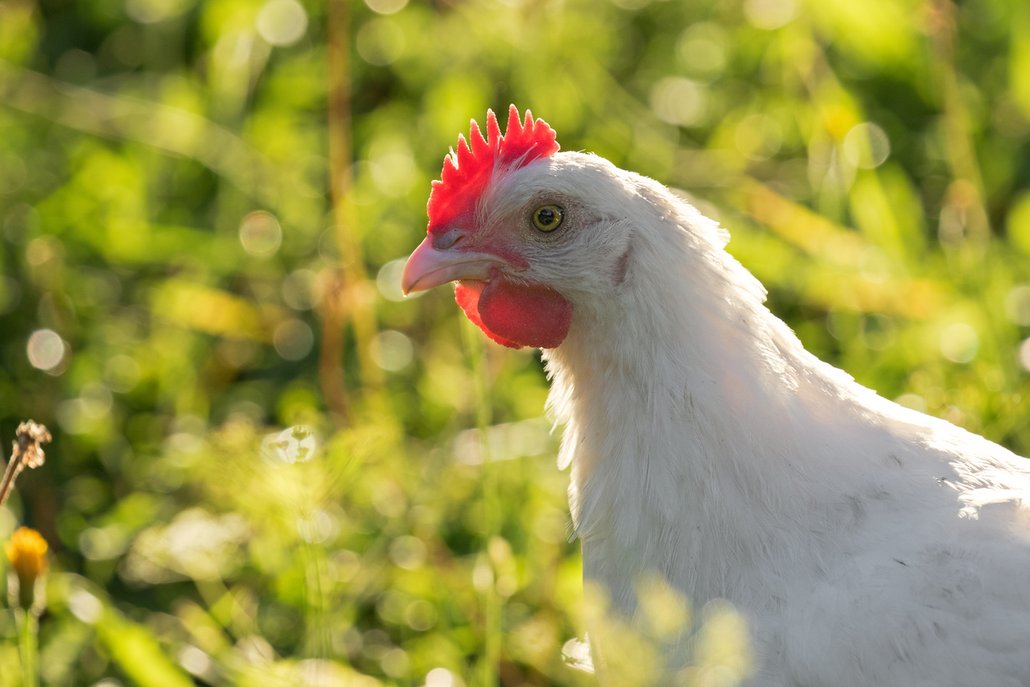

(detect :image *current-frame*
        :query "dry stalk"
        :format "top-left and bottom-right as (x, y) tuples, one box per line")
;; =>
(0, 421), (51, 508)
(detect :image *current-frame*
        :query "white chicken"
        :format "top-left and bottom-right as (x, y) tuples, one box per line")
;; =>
(402, 106), (1030, 685)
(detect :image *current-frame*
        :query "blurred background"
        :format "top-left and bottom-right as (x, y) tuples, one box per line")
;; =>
(0, 0), (1028, 684)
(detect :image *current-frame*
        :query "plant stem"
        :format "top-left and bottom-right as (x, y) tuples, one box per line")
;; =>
(323, 0), (382, 425)
(463, 321), (501, 686)
(16, 608), (39, 687)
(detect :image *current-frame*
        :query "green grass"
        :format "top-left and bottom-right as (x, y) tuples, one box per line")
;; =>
(1, 0), (1029, 684)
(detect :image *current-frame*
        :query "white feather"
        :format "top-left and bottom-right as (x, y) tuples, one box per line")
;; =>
(489, 151), (1030, 685)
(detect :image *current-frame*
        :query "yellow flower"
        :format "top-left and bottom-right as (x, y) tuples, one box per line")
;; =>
(6, 527), (48, 610)
(6, 527), (48, 580)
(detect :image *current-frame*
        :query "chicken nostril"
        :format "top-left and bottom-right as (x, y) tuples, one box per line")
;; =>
(432, 229), (465, 251)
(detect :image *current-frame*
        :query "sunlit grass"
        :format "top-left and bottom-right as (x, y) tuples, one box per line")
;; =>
(0, 0), (1028, 684)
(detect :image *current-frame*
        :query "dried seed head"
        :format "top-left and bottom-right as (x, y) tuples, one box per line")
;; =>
(0, 420), (51, 508)
(13, 421), (51, 470)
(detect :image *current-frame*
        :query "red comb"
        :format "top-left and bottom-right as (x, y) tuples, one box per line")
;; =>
(426, 105), (560, 234)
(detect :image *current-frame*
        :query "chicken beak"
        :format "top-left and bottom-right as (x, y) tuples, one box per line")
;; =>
(401, 237), (507, 295)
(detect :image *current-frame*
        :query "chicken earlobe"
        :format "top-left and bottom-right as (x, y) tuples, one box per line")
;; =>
(455, 279), (572, 349)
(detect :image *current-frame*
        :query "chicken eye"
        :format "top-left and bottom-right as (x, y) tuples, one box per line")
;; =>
(531, 205), (564, 232)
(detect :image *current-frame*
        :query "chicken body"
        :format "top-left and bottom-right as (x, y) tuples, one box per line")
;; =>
(403, 110), (1030, 685)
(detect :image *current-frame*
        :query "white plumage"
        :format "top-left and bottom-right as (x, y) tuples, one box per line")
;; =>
(403, 118), (1030, 684)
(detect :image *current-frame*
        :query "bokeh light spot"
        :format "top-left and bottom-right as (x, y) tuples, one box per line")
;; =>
(281, 269), (317, 310)
(25, 237), (58, 267)
(79, 523), (129, 560)
(356, 18), (405, 66)
(364, 0), (408, 14)
(939, 322), (978, 363)
(1019, 338), (1030, 373)
(380, 647), (410, 678)
(404, 599), (437, 631)
(1005, 285), (1030, 325)
(743, 0), (798, 30)
(178, 646), (213, 677)
(297, 509), (336, 543)
(26, 329), (67, 372)
(256, 0), (308, 47)
(424, 667), (462, 687)
(57, 390), (114, 435)
(368, 138), (417, 197)
(239, 210), (282, 257)
(389, 535), (427, 570)
(273, 318), (314, 360)
(371, 330), (413, 372)
(676, 23), (728, 77)
(377, 258), (414, 302)
(650, 78), (708, 128)
(843, 122), (891, 169)
(67, 588), (103, 624)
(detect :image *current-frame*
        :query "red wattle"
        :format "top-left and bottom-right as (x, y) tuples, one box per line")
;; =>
(454, 280), (572, 349)
(455, 281), (520, 348)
